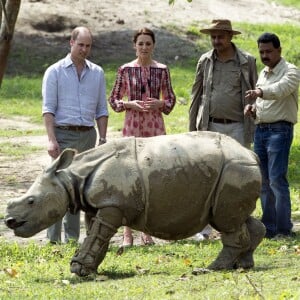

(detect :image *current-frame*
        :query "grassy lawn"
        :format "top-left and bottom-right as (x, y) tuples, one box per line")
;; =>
(0, 20), (300, 299)
(0, 237), (300, 299)
(273, 0), (300, 9)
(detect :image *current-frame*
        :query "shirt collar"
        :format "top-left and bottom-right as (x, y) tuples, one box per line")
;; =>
(263, 57), (283, 75)
(213, 43), (239, 63)
(63, 53), (91, 69)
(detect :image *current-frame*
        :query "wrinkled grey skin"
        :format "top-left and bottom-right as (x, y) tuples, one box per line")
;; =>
(5, 131), (265, 276)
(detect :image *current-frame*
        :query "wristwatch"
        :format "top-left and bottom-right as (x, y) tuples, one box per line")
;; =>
(99, 137), (106, 143)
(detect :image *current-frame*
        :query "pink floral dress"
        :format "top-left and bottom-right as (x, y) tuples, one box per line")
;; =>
(109, 60), (176, 137)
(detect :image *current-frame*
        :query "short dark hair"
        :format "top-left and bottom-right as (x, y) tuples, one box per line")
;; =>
(133, 28), (155, 44)
(257, 32), (281, 48)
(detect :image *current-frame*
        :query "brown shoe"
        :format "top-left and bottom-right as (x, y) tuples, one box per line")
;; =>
(141, 233), (155, 245)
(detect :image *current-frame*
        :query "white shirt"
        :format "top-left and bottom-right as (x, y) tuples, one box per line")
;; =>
(255, 58), (300, 124)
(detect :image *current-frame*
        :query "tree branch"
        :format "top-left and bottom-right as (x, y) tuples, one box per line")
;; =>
(0, 0), (10, 33)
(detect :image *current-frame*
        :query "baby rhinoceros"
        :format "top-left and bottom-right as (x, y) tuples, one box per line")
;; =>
(5, 131), (265, 276)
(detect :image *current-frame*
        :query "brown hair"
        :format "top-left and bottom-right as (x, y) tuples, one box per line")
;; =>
(133, 28), (155, 44)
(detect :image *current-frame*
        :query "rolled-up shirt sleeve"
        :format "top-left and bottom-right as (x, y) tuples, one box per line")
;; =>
(42, 66), (58, 116)
(95, 68), (109, 119)
(260, 64), (300, 100)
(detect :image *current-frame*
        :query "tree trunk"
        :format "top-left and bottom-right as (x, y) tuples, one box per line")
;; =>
(0, 0), (21, 87)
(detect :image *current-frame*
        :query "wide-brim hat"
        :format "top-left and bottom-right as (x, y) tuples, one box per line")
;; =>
(200, 19), (241, 35)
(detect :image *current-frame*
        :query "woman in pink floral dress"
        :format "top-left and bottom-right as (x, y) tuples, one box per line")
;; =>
(109, 27), (176, 247)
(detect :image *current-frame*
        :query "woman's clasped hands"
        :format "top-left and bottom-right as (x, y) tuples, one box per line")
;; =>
(126, 98), (164, 112)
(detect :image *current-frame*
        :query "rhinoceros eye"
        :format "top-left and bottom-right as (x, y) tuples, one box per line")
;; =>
(27, 197), (35, 205)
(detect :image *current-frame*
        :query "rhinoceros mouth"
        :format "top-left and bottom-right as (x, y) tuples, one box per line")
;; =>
(5, 217), (27, 230)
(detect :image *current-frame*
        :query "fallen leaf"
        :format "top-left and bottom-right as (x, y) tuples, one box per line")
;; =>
(192, 267), (212, 275)
(293, 245), (300, 255)
(267, 249), (276, 255)
(183, 258), (192, 266)
(136, 265), (150, 275)
(156, 255), (170, 264)
(4, 268), (18, 278)
(279, 245), (288, 252)
(95, 275), (109, 281)
(166, 290), (175, 295)
(116, 246), (124, 256)
(236, 268), (247, 273)
(177, 273), (190, 281)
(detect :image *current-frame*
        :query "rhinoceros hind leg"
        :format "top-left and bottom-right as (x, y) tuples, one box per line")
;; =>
(235, 217), (266, 269)
(70, 208), (122, 276)
(208, 223), (250, 270)
(208, 245), (247, 270)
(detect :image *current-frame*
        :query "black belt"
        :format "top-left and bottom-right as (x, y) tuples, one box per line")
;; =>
(56, 126), (94, 132)
(209, 117), (238, 124)
(257, 121), (292, 128)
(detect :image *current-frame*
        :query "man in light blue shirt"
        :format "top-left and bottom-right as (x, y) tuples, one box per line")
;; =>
(42, 26), (108, 244)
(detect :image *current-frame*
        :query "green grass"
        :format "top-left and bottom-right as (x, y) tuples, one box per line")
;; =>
(0, 76), (43, 124)
(0, 141), (42, 158)
(0, 237), (299, 299)
(1, 19), (300, 299)
(272, 0), (300, 9)
(0, 128), (45, 138)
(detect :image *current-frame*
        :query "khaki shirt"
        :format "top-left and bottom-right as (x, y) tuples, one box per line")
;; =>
(210, 54), (243, 122)
(255, 58), (300, 125)
(189, 44), (258, 144)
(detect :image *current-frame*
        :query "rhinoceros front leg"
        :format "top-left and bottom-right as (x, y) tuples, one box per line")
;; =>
(70, 207), (123, 276)
(208, 222), (250, 270)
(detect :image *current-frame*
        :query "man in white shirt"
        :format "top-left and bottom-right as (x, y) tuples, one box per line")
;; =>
(245, 32), (300, 239)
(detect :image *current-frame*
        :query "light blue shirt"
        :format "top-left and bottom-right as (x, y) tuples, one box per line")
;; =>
(42, 54), (108, 126)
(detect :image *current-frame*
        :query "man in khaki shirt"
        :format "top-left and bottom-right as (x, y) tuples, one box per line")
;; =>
(245, 32), (300, 239)
(189, 19), (258, 148)
(189, 19), (258, 240)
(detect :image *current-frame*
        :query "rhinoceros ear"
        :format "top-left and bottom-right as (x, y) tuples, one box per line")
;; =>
(46, 148), (77, 174)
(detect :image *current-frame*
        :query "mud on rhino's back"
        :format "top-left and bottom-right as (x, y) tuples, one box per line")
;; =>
(78, 131), (259, 240)
(134, 131), (257, 239)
